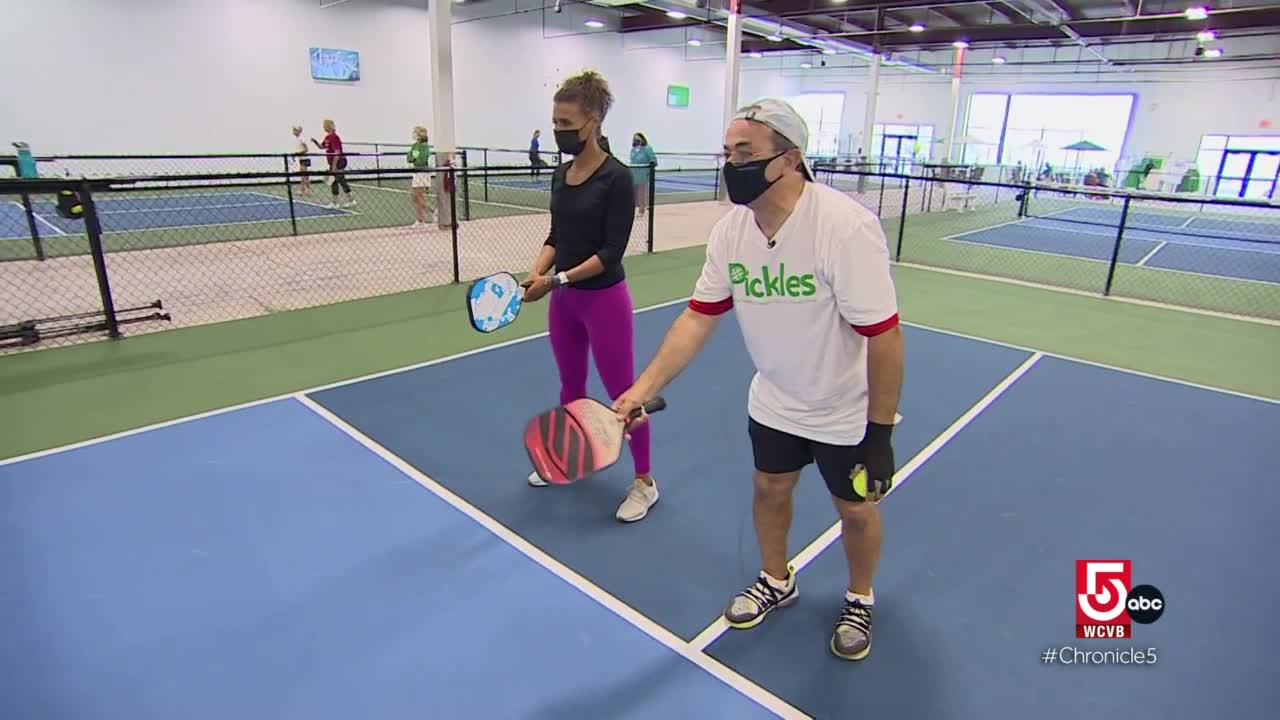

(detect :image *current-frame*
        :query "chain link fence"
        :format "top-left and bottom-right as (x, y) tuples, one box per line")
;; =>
(815, 168), (1280, 322)
(1, 159), (659, 354)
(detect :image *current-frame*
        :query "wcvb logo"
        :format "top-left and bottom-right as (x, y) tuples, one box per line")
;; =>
(1075, 560), (1165, 639)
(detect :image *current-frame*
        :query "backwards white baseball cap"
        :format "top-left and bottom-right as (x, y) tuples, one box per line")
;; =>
(732, 98), (814, 181)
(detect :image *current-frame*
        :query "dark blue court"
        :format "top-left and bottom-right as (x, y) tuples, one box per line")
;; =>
(951, 206), (1280, 284)
(0, 192), (351, 240)
(3, 302), (1277, 719)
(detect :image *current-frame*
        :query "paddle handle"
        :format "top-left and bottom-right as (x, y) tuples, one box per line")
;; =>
(627, 396), (666, 420)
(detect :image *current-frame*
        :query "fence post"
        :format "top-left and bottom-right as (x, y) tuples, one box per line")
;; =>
(20, 193), (45, 261)
(896, 177), (910, 262)
(1103, 196), (1131, 296)
(282, 155), (298, 236)
(459, 149), (471, 221)
(375, 143), (383, 188)
(449, 166), (461, 284)
(647, 161), (656, 253)
(79, 182), (121, 339)
(483, 148), (490, 204)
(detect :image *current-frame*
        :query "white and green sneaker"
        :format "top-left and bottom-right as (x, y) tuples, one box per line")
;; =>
(724, 568), (797, 629)
(830, 593), (873, 661)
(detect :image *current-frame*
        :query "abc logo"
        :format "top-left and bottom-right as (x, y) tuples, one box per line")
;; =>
(1125, 584), (1165, 625)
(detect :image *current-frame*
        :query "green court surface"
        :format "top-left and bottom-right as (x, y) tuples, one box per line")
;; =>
(2, 246), (1277, 461)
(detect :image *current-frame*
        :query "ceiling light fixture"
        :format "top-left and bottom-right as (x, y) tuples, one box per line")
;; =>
(767, 33), (783, 42)
(584, 19), (604, 29)
(1204, 47), (1223, 57)
(909, 23), (925, 33)
(1197, 30), (1217, 42)
(666, 10), (687, 19)
(688, 38), (702, 46)
(992, 56), (1006, 64)
(800, 61), (813, 69)
(1185, 6), (1209, 21)
(952, 40), (969, 49)
(748, 51), (763, 59)
(822, 48), (836, 55)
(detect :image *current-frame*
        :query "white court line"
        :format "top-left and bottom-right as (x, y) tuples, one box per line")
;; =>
(1136, 240), (1168, 266)
(292, 394), (808, 720)
(0, 297), (690, 468)
(895, 261), (1280, 328)
(1020, 215), (1279, 256)
(689, 353), (1045, 650)
(246, 190), (357, 216)
(7, 200), (68, 236)
(4, 286), (1277, 469)
(1179, 215), (1196, 228)
(350, 182), (550, 214)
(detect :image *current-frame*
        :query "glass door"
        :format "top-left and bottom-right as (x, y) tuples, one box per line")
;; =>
(1215, 150), (1253, 198)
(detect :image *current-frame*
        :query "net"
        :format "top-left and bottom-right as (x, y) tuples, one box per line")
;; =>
(1022, 184), (1280, 247)
(653, 154), (721, 188)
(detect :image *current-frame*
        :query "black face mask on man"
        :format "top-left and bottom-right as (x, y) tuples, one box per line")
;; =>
(722, 152), (787, 205)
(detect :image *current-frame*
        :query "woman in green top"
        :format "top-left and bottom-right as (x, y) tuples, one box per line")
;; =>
(407, 126), (434, 226)
(629, 132), (657, 216)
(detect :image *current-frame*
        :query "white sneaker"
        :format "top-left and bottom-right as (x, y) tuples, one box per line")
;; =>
(528, 470), (548, 487)
(615, 477), (659, 522)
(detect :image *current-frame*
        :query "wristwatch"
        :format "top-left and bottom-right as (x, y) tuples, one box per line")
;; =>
(549, 271), (570, 288)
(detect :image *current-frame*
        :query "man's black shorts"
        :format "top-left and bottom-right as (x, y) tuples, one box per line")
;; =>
(747, 416), (868, 502)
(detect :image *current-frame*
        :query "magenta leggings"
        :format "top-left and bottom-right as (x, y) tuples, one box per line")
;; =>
(548, 280), (651, 476)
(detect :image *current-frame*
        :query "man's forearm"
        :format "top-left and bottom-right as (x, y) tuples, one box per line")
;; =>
(634, 308), (720, 397)
(866, 325), (903, 425)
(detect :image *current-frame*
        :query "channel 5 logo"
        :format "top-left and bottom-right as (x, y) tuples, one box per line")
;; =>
(1075, 560), (1165, 639)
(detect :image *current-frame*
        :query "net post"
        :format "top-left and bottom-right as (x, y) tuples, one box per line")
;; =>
(283, 154), (299, 236)
(1103, 195), (1131, 296)
(896, 176), (909, 261)
(448, 166), (461, 284)
(647, 161), (656, 253)
(20, 193), (45, 261)
(483, 148), (489, 203)
(80, 182), (121, 339)
(374, 143), (383, 187)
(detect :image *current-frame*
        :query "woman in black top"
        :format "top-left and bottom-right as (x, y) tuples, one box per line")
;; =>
(519, 71), (658, 522)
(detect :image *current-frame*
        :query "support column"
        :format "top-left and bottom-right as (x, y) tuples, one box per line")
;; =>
(429, 0), (457, 228)
(859, 53), (881, 192)
(943, 44), (965, 165)
(720, 0), (743, 202)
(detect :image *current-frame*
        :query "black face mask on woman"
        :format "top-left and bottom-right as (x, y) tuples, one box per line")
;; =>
(555, 122), (594, 156)
(722, 152), (786, 205)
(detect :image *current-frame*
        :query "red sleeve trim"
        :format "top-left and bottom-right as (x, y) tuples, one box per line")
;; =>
(689, 297), (733, 316)
(852, 313), (899, 337)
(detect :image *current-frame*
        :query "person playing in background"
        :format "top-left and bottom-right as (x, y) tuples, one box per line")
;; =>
(291, 125), (312, 196)
(311, 118), (355, 208)
(629, 132), (657, 217)
(407, 126), (434, 227)
(611, 99), (903, 661)
(529, 129), (548, 178)
(518, 70), (658, 523)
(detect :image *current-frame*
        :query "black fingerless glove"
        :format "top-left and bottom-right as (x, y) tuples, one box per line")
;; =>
(861, 421), (896, 497)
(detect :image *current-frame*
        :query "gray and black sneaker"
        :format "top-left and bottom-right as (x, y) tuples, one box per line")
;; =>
(724, 569), (798, 629)
(830, 596), (873, 660)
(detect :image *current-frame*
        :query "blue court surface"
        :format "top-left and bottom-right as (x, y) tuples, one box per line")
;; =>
(0, 192), (351, 240)
(3, 301), (1277, 719)
(950, 205), (1280, 284)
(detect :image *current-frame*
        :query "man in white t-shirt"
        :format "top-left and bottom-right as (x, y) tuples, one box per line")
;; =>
(613, 98), (903, 661)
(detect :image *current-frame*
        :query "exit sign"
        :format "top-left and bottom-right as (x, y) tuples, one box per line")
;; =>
(667, 84), (690, 108)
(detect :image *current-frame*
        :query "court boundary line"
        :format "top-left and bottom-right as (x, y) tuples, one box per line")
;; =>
(689, 352), (1045, 650)
(3, 287), (1276, 469)
(247, 190), (358, 216)
(349, 181), (552, 214)
(1020, 215), (1280, 255)
(292, 394), (809, 720)
(5, 201), (70, 236)
(941, 225), (1280, 288)
(1135, 240), (1167, 267)
(895, 260), (1280, 328)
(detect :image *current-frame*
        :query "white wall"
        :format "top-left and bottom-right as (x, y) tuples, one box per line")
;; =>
(0, 0), (798, 159)
(0, 0), (433, 155)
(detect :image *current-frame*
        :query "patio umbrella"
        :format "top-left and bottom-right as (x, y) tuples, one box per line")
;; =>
(1062, 139), (1107, 178)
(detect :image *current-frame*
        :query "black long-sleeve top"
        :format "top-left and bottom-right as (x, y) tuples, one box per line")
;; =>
(544, 156), (636, 290)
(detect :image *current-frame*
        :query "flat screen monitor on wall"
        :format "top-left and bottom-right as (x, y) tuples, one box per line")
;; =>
(667, 85), (690, 108)
(310, 48), (360, 82)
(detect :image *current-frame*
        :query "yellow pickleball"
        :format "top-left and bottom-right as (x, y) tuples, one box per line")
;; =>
(849, 465), (868, 499)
